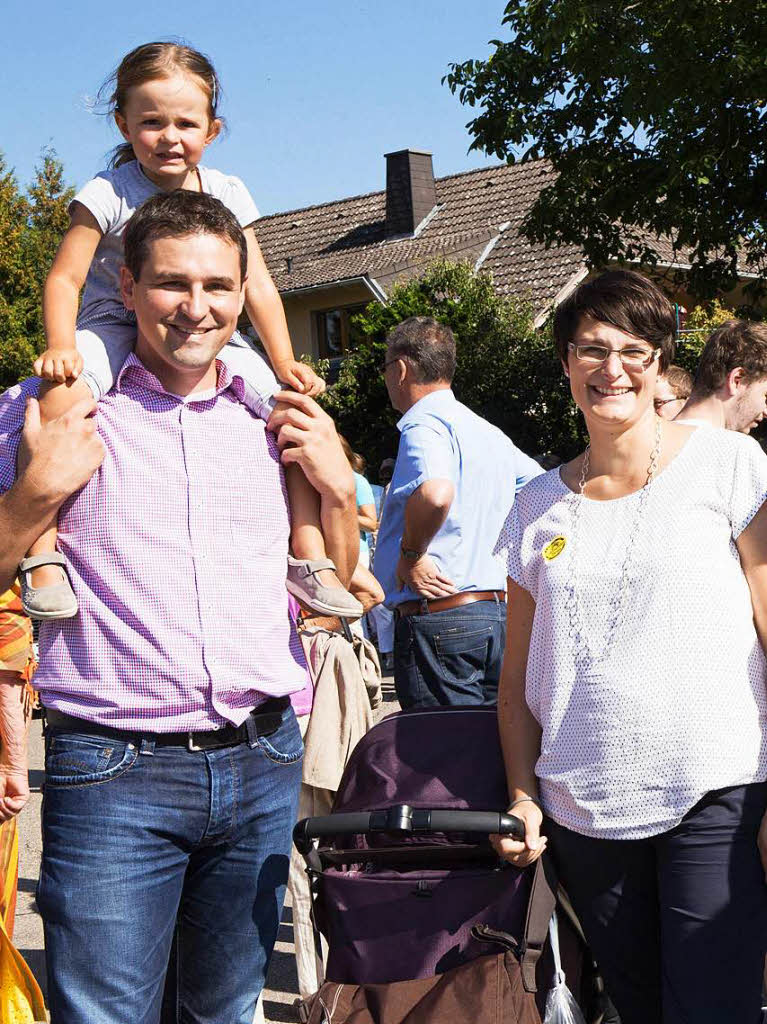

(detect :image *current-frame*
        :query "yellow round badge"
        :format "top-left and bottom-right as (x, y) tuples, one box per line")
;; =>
(542, 536), (566, 561)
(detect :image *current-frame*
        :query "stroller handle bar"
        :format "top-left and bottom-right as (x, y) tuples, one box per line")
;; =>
(293, 804), (525, 854)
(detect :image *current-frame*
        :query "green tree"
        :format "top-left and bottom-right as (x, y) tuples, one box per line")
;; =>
(674, 300), (736, 376)
(0, 151), (73, 391)
(445, 1), (767, 299)
(321, 260), (586, 471)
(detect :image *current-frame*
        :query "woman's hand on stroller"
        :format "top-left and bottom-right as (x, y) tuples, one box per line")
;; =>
(490, 800), (547, 868)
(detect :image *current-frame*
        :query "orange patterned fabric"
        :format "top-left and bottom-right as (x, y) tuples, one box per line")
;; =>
(0, 589), (46, 1020)
(0, 588), (34, 678)
(0, 819), (17, 938)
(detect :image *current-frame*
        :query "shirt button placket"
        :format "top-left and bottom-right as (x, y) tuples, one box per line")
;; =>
(191, 409), (218, 692)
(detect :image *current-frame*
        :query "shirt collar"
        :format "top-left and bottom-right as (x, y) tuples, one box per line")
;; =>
(116, 351), (246, 403)
(396, 387), (455, 432)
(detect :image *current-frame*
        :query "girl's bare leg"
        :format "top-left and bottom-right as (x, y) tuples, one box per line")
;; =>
(21, 378), (91, 591)
(284, 464), (362, 617)
(286, 464), (346, 591)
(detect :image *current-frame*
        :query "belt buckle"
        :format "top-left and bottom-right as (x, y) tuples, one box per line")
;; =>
(419, 597), (430, 615)
(187, 731), (206, 752)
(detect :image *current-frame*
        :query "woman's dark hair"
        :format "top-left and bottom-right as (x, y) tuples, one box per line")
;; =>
(123, 190), (247, 282)
(553, 270), (676, 371)
(98, 41), (222, 169)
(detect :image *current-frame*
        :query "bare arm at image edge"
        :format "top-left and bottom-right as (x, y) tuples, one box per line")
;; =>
(734, 501), (767, 878)
(0, 674), (30, 820)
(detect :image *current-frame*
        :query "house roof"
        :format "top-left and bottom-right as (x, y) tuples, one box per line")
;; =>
(255, 159), (587, 311)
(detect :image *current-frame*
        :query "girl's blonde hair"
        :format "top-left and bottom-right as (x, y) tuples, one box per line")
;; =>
(339, 434), (366, 475)
(99, 41), (223, 168)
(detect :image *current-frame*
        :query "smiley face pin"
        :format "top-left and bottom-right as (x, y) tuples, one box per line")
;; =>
(542, 536), (566, 561)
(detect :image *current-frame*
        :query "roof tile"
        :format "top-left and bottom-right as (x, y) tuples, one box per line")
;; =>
(254, 159), (686, 310)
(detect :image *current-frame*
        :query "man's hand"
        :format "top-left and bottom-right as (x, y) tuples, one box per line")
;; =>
(396, 552), (457, 599)
(267, 391), (354, 501)
(0, 765), (29, 821)
(19, 396), (105, 506)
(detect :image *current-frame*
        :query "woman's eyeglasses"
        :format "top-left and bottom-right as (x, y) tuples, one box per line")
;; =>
(568, 343), (661, 370)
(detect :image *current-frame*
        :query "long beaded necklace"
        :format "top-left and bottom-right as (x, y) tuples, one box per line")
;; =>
(564, 416), (662, 666)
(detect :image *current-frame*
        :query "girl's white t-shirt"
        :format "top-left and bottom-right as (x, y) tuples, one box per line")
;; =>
(496, 427), (767, 839)
(72, 162), (260, 323)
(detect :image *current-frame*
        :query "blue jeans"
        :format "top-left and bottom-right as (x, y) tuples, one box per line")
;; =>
(38, 704), (303, 1024)
(393, 598), (506, 708)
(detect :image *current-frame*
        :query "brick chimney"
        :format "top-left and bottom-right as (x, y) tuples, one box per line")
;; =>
(384, 149), (437, 237)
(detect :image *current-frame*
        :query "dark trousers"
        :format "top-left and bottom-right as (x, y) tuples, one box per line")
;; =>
(546, 783), (767, 1024)
(393, 598), (505, 708)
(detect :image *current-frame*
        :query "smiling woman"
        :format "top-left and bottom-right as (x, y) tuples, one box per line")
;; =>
(492, 270), (767, 1024)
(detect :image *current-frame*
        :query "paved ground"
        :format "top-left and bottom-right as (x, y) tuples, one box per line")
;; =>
(14, 672), (398, 1023)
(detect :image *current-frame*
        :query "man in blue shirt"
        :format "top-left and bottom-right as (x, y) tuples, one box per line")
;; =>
(374, 316), (542, 707)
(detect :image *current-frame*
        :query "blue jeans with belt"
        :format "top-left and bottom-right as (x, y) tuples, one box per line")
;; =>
(38, 702), (303, 1024)
(393, 597), (506, 708)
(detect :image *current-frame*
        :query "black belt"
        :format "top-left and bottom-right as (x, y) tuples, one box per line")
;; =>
(44, 696), (290, 752)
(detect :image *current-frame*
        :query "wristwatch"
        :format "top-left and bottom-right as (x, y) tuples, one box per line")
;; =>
(400, 545), (425, 561)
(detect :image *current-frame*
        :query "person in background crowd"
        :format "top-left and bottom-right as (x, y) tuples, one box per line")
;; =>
(375, 316), (542, 708)
(368, 457), (397, 672)
(378, 457), (395, 512)
(677, 320), (767, 432)
(0, 191), (359, 1024)
(339, 436), (378, 570)
(653, 364), (692, 420)
(494, 270), (767, 1024)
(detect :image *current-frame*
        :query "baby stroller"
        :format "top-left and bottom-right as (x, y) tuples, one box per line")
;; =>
(293, 706), (615, 1024)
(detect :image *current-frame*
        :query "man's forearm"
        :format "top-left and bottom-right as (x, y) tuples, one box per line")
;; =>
(0, 673), (28, 773)
(0, 671), (30, 820)
(401, 479), (455, 553)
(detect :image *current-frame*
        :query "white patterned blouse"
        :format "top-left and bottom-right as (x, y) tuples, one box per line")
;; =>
(496, 427), (767, 839)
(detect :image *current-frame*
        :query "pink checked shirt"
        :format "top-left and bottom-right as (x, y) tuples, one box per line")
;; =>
(0, 354), (308, 731)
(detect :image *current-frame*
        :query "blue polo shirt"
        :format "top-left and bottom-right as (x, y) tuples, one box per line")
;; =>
(374, 389), (543, 608)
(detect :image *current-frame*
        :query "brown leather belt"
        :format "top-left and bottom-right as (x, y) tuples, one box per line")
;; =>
(395, 590), (505, 617)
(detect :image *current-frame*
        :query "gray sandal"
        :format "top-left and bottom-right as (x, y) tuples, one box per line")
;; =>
(19, 553), (78, 620)
(287, 557), (363, 618)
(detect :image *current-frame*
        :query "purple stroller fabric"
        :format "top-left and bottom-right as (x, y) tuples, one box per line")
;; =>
(314, 707), (531, 985)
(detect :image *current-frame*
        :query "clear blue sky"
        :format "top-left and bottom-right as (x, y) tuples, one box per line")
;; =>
(1, 0), (506, 216)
